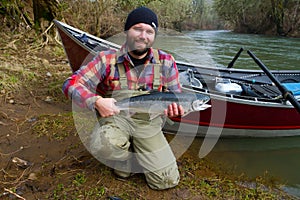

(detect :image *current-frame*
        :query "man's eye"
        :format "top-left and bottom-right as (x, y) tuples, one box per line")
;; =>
(134, 27), (143, 32)
(146, 30), (154, 35)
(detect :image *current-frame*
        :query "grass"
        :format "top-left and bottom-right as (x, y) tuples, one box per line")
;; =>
(0, 71), (20, 91)
(48, 167), (112, 200)
(41, 149), (295, 200)
(32, 113), (75, 140)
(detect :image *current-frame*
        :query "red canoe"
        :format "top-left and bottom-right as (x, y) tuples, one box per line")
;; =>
(54, 20), (300, 137)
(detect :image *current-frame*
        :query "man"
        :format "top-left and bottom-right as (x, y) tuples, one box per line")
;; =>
(63, 6), (184, 190)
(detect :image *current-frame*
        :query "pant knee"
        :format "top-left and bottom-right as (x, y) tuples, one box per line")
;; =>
(89, 124), (130, 160)
(144, 164), (180, 190)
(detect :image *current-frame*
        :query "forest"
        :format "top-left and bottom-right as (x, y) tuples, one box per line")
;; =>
(0, 0), (299, 38)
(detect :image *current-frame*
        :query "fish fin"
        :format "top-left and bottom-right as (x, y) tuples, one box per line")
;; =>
(198, 104), (211, 111)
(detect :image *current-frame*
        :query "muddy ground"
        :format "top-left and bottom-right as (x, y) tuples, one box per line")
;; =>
(0, 31), (297, 200)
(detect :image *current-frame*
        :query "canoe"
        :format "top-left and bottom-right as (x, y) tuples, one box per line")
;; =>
(54, 20), (300, 137)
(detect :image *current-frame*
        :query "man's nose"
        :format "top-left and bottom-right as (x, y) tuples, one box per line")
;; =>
(139, 30), (147, 38)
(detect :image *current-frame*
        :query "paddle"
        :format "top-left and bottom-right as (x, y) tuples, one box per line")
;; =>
(247, 50), (300, 114)
(227, 48), (244, 68)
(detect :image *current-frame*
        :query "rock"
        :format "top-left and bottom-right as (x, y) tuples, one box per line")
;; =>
(8, 99), (15, 104)
(28, 117), (37, 122)
(45, 96), (52, 102)
(28, 173), (38, 181)
(12, 157), (31, 169)
(46, 72), (52, 77)
(42, 59), (50, 66)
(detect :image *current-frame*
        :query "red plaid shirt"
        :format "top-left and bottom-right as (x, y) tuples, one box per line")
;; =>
(62, 44), (181, 110)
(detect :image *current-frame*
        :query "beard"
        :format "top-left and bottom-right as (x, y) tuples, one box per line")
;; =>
(131, 48), (150, 56)
(126, 36), (153, 57)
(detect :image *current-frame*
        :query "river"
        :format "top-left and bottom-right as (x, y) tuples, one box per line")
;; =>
(108, 30), (300, 198)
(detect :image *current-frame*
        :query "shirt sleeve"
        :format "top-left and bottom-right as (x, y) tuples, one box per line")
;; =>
(62, 53), (105, 110)
(160, 53), (182, 93)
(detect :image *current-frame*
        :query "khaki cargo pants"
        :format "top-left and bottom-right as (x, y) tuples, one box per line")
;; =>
(89, 112), (180, 190)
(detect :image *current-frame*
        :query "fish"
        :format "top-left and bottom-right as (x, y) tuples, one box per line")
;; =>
(115, 91), (211, 119)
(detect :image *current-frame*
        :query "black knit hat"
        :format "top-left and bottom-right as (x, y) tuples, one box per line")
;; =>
(124, 6), (158, 31)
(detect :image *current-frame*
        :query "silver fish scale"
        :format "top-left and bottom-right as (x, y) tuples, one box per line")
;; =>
(115, 92), (210, 114)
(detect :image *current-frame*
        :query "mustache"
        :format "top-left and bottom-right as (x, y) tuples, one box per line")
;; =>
(131, 48), (149, 56)
(135, 38), (147, 43)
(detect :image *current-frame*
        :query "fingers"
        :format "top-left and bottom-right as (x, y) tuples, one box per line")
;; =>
(178, 104), (184, 115)
(95, 97), (120, 117)
(104, 104), (120, 117)
(101, 107), (120, 118)
(166, 103), (184, 117)
(169, 102), (178, 116)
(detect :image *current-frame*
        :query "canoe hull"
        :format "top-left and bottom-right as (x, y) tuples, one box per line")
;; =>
(54, 20), (300, 137)
(166, 94), (300, 137)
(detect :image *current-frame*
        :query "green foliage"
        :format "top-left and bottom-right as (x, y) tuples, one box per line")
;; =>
(73, 173), (87, 186)
(33, 113), (74, 140)
(50, 175), (107, 199)
(0, 0), (31, 30)
(2, 0), (299, 36)
(214, 0), (300, 36)
(0, 0), (22, 16)
(61, 0), (120, 37)
(148, 0), (194, 31)
(116, 0), (158, 10)
(53, 184), (66, 200)
(191, 0), (221, 29)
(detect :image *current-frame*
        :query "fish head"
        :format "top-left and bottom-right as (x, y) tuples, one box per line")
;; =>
(191, 99), (211, 111)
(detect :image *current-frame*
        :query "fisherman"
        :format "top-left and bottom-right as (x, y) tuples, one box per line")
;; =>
(62, 6), (184, 190)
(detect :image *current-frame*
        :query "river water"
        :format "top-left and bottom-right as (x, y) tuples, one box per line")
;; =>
(108, 30), (300, 197)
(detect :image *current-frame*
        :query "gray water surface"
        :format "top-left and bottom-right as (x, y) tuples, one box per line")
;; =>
(156, 30), (300, 70)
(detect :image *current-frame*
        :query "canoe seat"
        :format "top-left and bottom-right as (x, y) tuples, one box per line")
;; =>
(179, 69), (203, 89)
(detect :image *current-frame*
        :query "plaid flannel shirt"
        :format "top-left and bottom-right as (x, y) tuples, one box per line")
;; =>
(62, 44), (181, 110)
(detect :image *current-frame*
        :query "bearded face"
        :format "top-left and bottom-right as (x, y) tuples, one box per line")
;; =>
(126, 23), (156, 57)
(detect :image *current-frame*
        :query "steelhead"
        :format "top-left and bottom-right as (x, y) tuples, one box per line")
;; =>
(115, 91), (211, 118)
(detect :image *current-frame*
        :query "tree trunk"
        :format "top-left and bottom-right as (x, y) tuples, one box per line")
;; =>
(271, 0), (285, 36)
(32, 0), (60, 31)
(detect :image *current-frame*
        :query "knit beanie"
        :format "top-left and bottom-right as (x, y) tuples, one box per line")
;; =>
(124, 7), (158, 31)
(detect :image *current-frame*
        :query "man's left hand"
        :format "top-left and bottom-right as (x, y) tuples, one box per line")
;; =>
(164, 102), (184, 118)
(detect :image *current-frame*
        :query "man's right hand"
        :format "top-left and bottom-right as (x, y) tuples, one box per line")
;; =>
(94, 97), (120, 117)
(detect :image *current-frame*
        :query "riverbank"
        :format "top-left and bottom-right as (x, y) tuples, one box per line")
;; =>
(0, 31), (297, 199)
